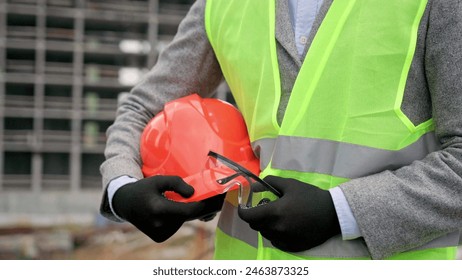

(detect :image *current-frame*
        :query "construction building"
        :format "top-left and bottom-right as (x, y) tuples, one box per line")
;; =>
(0, 0), (198, 226)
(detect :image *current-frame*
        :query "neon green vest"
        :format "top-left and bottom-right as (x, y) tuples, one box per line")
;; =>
(205, 0), (459, 260)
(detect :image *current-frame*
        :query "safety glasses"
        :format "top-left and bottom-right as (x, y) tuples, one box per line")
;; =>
(207, 151), (281, 209)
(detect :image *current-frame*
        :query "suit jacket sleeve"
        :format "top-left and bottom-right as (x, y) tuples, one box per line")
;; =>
(99, 0), (223, 221)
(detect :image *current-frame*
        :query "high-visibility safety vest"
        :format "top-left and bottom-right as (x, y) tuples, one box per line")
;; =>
(205, 0), (459, 259)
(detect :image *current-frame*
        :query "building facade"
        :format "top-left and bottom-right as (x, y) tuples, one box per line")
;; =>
(0, 0), (196, 226)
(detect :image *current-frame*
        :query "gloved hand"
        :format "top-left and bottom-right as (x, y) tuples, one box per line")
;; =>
(238, 175), (341, 252)
(113, 175), (225, 243)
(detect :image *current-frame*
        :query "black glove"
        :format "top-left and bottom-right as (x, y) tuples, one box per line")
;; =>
(238, 175), (341, 252)
(113, 175), (225, 243)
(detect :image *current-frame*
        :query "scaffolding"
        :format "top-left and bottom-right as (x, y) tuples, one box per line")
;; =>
(0, 0), (196, 226)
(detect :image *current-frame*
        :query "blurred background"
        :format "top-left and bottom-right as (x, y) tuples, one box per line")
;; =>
(0, 0), (460, 260)
(0, 0), (224, 260)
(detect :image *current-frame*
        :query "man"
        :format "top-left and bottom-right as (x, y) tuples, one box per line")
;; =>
(100, 0), (462, 259)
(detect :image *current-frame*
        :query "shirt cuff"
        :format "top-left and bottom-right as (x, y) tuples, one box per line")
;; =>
(107, 175), (138, 221)
(329, 187), (362, 240)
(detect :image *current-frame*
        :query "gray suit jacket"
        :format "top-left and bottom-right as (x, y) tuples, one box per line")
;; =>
(100, 0), (462, 259)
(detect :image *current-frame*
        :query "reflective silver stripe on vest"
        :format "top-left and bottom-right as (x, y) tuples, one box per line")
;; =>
(218, 201), (460, 258)
(262, 230), (460, 258)
(253, 132), (440, 179)
(217, 201), (259, 248)
(262, 234), (370, 258)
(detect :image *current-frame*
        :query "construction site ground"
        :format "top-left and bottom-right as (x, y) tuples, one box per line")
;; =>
(0, 218), (217, 260)
(0, 216), (460, 260)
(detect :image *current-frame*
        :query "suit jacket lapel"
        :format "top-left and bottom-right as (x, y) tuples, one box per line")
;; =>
(275, 0), (334, 64)
(300, 0), (333, 61)
(275, 0), (301, 66)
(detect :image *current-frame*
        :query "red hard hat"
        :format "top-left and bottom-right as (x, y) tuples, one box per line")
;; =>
(140, 94), (260, 202)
